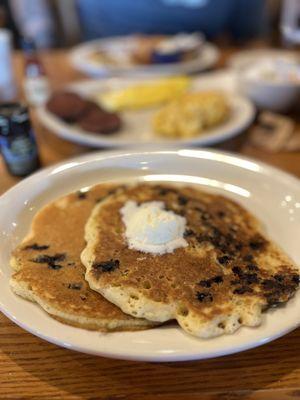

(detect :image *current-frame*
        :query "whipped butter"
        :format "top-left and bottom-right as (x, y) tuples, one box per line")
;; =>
(120, 200), (188, 255)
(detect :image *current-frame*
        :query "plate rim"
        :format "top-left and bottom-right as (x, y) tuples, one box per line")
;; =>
(1, 147), (300, 362)
(69, 35), (220, 77)
(3, 147), (300, 208)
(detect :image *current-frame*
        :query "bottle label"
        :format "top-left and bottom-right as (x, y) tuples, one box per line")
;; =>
(0, 131), (38, 175)
(24, 76), (50, 106)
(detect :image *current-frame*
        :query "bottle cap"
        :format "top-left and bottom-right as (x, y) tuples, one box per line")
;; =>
(20, 37), (36, 53)
(0, 103), (29, 136)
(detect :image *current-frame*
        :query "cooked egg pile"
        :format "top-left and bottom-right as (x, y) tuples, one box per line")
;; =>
(153, 91), (230, 138)
(98, 76), (190, 111)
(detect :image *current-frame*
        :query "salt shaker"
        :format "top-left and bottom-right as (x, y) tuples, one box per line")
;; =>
(0, 29), (16, 101)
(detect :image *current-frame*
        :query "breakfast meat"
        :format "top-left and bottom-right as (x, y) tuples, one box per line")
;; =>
(77, 106), (122, 134)
(46, 91), (91, 122)
(46, 91), (122, 134)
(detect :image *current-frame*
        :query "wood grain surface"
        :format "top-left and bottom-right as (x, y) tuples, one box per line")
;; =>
(0, 50), (300, 400)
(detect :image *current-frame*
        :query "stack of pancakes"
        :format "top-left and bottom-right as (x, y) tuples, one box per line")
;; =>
(10, 183), (300, 338)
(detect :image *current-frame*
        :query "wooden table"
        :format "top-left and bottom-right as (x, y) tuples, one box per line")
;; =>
(1, 50), (300, 400)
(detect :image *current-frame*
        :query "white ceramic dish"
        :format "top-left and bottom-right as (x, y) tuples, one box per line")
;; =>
(238, 77), (300, 112)
(228, 49), (299, 71)
(69, 36), (219, 77)
(0, 149), (300, 362)
(229, 49), (300, 112)
(37, 72), (255, 148)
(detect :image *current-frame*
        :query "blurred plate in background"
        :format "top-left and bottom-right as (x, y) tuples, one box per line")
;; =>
(228, 49), (299, 71)
(69, 35), (220, 77)
(37, 72), (255, 148)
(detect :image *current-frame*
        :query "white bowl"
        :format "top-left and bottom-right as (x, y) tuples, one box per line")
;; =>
(238, 72), (300, 113)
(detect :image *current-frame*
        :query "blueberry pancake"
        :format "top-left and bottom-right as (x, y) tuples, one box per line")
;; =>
(10, 184), (155, 331)
(81, 184), (299, 338)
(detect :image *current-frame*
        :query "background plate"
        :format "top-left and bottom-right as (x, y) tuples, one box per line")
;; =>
(69, 36), (219, 77)
(37, 72), (255, 148)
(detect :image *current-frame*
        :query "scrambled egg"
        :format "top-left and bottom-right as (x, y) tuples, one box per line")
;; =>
(98, 76), (190, 111)
(153, 91), (230, 138)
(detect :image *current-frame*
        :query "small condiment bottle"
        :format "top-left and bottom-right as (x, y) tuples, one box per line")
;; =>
(0, 103), (40, 176)
(22, 37), (50, 106)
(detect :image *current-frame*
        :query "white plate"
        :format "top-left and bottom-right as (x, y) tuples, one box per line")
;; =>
(0, 148), (300, 362)
(69, 36), (219, 77)
(37, 72), (255, 148)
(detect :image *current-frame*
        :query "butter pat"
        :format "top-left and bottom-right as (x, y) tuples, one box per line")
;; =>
(120, 200), (188, 255)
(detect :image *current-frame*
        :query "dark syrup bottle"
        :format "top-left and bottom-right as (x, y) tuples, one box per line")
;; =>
(0, 103), (40, 176)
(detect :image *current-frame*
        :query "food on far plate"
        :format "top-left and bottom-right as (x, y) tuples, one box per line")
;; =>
(89, 50), (119, 66)
(153, 91), (230, 138)
(99, 76), (190, 111)
(132, 33), (203, 65)
(9, 184), (156, 331)
(77, 105), (122, 134)
(131, 35), (166, 65)
(150, 33), (204, 64)
(81, 183), (299, 339)
(46, 92), (91, 122)
(46, 90), (122, 134)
